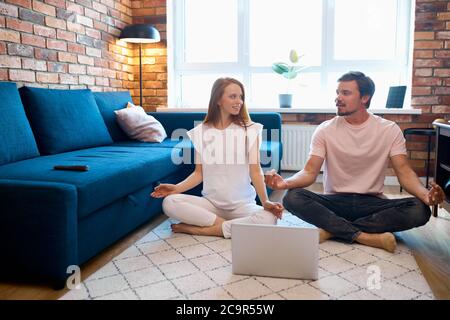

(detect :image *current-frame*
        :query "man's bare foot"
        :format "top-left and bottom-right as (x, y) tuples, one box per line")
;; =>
(380, 233), (397, 253)
(319, 228), (333, 243)
(355, 232), (396, 253)
(171, 217), (225, 237)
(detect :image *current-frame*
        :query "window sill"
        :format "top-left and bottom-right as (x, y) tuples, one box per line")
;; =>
(156, 107), (422, 115)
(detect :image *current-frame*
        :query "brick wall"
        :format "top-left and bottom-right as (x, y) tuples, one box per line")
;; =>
(0, 0), (138, 94)
(406, 0), (450, 177)
(130, 0), (166, 111)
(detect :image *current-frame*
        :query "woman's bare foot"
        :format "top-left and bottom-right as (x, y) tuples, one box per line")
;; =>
(171, 217), (225, 237)
(319, 228), (333, 243)
(355, 232), (396, 253)
(171, 223), (190, 233)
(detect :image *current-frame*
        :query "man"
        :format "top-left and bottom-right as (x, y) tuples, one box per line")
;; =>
(265, 71), (445, 252)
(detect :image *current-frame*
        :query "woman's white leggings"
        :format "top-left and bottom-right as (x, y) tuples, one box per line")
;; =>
(162, 194), (277, 238)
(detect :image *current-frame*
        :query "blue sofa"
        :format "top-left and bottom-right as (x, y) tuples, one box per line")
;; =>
(0, 82), (282, 288)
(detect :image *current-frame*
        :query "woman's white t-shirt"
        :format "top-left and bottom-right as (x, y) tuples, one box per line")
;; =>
(187, 122), (263, 210)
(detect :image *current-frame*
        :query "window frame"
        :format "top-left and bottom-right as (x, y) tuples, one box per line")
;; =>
(168, 0), (414, 109)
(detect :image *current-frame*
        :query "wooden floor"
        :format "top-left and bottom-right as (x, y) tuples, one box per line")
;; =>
(1, 178), (449, 300)
(397, 212), (450, 299)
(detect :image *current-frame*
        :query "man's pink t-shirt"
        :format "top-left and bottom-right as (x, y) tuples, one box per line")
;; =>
(310, 113), (407, 195)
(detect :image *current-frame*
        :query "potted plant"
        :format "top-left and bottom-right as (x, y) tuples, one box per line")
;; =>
(272, 49), (308, 108)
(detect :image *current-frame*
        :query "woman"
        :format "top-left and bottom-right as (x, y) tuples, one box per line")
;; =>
(151, 77), (283, 238)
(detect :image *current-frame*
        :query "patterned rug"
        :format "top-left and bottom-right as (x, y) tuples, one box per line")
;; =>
(60, 212), (434, 300)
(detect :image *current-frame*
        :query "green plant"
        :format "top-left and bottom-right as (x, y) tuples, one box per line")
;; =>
(272, 49), (308, 80)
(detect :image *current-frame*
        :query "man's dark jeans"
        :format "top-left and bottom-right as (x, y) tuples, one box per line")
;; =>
(283, 188), (431, 242)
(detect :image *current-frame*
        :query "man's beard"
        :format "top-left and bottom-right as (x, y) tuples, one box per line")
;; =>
(337, 107), (357, 116)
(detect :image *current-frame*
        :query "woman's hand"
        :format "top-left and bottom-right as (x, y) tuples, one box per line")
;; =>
(150, 183), (178, 198)
(424, 182), (445, 206)
(264, 169), (289, 190)
(263, 200), (284, 219)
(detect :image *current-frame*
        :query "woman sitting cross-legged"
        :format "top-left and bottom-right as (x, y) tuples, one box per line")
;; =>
(150, 77), (283, 238)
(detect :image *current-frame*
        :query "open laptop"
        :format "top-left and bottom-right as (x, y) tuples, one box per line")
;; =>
(231, 223), (319, 280)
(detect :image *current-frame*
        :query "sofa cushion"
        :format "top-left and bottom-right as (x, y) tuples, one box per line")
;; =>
(113, 138), (192, 149)
(93, 91), (132, 141)
(19, 87), (113, 154)
(0, 82), (39, 165)
(0, 145), (180, 219)
(114, 139), (281, 171)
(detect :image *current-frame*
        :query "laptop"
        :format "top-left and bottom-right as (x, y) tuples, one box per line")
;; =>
(231, 223), (319, 280)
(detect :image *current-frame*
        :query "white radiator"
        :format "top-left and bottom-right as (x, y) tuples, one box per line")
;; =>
(281, 124), (318, 170)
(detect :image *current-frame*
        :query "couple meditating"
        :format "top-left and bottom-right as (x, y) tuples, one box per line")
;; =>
(151, 72), (445, 253)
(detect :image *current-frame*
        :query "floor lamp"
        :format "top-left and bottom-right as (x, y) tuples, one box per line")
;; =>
(119, 24), (161, 107)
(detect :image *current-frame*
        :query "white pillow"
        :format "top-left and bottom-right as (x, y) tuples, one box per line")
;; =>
(114, 103), (167, 143)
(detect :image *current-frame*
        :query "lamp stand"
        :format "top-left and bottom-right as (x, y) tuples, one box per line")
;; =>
(119, 24), (160, 108)
(139, 42), (143, 107)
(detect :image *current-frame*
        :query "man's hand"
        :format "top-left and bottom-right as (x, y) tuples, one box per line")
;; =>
(424, 182), (445, 206)
(264, 169), (289, 190)
(263, 200), (284, 219)
(150, 183), (178, 198)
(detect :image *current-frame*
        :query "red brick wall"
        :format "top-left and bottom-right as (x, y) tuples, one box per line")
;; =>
(130, 0), (166, 110)
(412, 0), (450, 121)
(406, 0), (450, 177)
(0, 0), (136, 93)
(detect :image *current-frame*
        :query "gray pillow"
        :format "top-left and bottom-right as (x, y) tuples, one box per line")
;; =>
(115, 103), (167, 143)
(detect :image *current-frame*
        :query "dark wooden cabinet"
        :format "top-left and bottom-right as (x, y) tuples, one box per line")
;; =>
(433, 122), (450, 217)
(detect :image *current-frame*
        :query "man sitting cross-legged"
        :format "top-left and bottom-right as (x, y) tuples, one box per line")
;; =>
(265, 71), (445, 253)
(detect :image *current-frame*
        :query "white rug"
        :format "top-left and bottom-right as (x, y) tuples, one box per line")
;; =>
(60, 212), (435, 300)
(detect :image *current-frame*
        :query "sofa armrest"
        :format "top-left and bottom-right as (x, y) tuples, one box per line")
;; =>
(0, 179), (78, 288)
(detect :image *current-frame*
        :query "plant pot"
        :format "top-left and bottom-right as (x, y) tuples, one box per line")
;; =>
(279, 94), (292, 108)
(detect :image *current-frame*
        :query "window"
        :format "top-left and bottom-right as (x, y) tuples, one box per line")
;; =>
(170, 0), (413, 109)
(334, 0), (398, 61)
(184, 0), (238, 63)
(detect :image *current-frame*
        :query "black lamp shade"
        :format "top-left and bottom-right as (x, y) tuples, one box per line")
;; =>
(119, 24), (160, 43)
